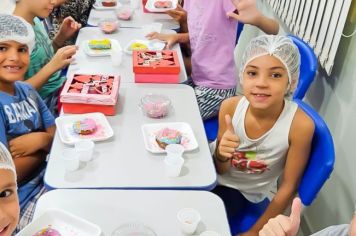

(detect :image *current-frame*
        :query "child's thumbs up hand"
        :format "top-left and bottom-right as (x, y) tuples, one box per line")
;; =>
(218, 115), (240, 159)
(258, 197), (302, 236)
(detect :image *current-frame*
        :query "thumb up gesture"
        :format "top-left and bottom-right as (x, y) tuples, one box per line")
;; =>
(259, 197), (302, 236)
(218, 114), (240, 159)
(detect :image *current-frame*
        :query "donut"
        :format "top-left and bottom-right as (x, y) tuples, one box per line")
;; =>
(154, 1), (172, 8)
(33, 227), (61, 236)
(130, 42), (148, 51)
(102, 0), (117, 7)
(155, 128), (182, 149)
(73, 118), (97, 135)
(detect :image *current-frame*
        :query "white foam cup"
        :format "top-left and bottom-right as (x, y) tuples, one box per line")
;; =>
(75, 140), (95, 162)
(130, 0), (140, 9)
(111, 47), (123, 66)
(177, 208), (201, 235)
(165, 144), (184, 159)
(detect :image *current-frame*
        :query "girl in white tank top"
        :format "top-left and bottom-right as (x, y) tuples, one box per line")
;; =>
(214, 35), (315, 234)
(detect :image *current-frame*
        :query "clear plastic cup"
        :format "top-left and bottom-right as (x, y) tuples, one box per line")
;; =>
(62, 149), (80, 171)
(199, 231), (221, 236)
(98, 19), (120, 34)
(116, 6), (133, 20)
(177, 208), (201, 235)
(75, 140), (95, 162)
(164, 155), (184, 177)
(165, 144), (184, 159)
(139, 94), (171, 118)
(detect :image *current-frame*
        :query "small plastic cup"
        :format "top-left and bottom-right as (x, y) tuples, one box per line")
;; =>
(139, 94), (171, 118)
(111, 47), (123, 66)
(75, 140), (95, 162)
(164, 155), (184, 177)
(62, 149), (80, 171)
(177, 208), (201, 235)
(116, 6), (133, 20)
(166, 144), (184, 159)
(199, 231), (221, 236)
(99, 19), (120, 34)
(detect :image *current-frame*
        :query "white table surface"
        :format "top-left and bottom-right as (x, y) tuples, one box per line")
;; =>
(88, 4), (179, 29)
(34, 189), (231, 236)
(68, 27), (187, 83)
(45, 84), (217, 190)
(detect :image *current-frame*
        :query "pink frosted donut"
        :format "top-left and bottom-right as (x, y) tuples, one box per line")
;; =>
(73, 118), (97, 135)
(33, 227), (61, 236)
(155, 128), (182, 149)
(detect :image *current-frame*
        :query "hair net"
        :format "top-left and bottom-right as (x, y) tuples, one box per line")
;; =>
(239, 35), (300, 95)
(0, 142), (17, 181)
(0, 14), (35, 54)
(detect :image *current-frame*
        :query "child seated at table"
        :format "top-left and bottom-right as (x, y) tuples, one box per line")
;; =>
(13, 0), (81, 115)
(0, 142), (20, 236)
(146, 0), (279, 120)
(214, 35), (315, 235)
(0, 14), (56, 231)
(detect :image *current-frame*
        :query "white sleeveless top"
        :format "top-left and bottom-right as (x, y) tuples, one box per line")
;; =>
(217, 96), (298, 203)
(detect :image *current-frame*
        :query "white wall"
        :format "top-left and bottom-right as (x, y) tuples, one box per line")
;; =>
(0, 0), (15, 14)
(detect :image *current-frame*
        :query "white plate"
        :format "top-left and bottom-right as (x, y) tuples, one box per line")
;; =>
(93, 0), (122, 10)
(83, 39), (121, 57)
(145, 0), (177, 12)
(124, 39), (166, 55)
(16, 208), (101, 236)
(141, 122), (198, 153)
(55, 112), (114, 145)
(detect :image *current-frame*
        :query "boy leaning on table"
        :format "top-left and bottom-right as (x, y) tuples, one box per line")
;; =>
(0, 14), (56, 232)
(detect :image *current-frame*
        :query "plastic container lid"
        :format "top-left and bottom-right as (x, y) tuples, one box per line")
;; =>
(139, 94), (171, 119)
(111, 222), (156, 236)
(98, 18), (120, 34)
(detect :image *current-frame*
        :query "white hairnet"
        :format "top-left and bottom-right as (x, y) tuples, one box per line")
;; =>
(0, 142), (17, 181)
(0, 14), (35, 54)
(239, 35), (300, 95)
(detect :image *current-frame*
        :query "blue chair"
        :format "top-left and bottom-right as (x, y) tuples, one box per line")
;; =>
(203, 35), (318, 142)
(288, 35), (318, 100)
(228, 99), (335, 235)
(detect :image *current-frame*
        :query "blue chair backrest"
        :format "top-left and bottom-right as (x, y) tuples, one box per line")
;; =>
(294, 99), (335, 205)
(288, 35), (318, 100)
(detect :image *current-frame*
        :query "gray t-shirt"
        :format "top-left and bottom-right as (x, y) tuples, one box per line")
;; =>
(311, 224), (349, 236)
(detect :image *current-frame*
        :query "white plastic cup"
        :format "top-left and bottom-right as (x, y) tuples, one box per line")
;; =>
(62, 149), (80, 171)
(166, 144), (184, 159)
(164, 155), (184, 177)
(75, 140), (95, 162)
(177, 208), (201, 235)
(111, 48), (123, 66)
(130, 0), (140, 9)
(199, 231), (221, 236)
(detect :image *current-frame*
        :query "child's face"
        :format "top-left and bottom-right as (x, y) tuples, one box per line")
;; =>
(0, 41), (30, 84)
(242, 55), (289, 110)
(21, 0), (56, 19)
(0, 170), (19, 236)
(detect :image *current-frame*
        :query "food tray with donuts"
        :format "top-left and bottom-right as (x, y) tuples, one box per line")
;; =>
(93, 0), (121, 10)
(144, 0), (177, 12)
(60, 73), (120, 115)
(16, 208), (101, 236)
(55, 112), (114, 145)
(141, 122), (198, 153)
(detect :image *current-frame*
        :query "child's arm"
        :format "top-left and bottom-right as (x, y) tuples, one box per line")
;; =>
(25, 45), (77, 90)
(13, 150), (47, 183)
(145, 33), (189, 49)
(215, 96), (241, 174)
(228, 0), (279, 35)
(52, 16), (81, 50)
(8, 126), (55, 158)
(166, 5), (188, 33)
(242, 109), (314, 236)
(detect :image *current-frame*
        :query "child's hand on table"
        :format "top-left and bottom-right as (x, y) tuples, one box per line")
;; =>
(145, 33), (178, 49)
